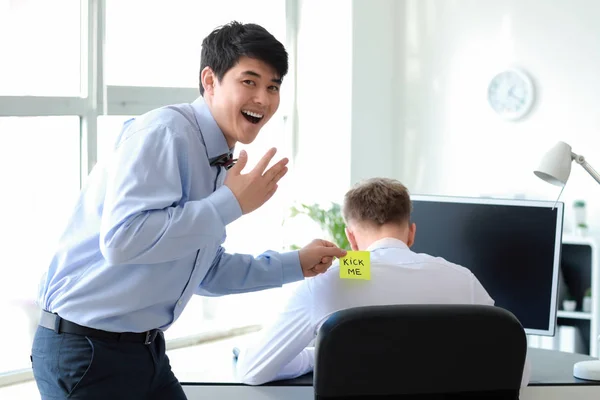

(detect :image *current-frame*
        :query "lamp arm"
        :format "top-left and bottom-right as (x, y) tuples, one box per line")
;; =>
(572, 152), (600, 185)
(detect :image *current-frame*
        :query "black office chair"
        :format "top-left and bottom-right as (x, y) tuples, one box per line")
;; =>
(314, 304), (527, 399)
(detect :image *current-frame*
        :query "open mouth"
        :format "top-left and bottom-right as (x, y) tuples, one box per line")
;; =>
(241, 110), (264, 124)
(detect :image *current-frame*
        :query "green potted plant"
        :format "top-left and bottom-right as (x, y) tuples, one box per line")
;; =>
(573, 200), (588, 236)
(576, 223), (589, 236)
(287, 202), (350, 250)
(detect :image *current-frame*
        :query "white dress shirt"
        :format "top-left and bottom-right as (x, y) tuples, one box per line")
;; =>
(236, 237), (531, 387)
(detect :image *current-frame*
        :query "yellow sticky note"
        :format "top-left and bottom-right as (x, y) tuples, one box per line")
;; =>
(339, 251), (371, 280)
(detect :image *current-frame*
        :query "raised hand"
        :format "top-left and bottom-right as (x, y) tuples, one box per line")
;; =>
(224, 148), (289, 215)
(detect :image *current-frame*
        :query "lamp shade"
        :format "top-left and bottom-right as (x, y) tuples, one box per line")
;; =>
(534, 141), (573, 186)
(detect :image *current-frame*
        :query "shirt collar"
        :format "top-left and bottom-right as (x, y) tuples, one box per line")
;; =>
(191, 96), (232, 160)
(366, 237), (409, 252)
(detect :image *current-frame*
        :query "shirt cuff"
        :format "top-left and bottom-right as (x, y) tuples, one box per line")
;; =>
(280, 251), (304, 284)
(208, 185), (243, 226)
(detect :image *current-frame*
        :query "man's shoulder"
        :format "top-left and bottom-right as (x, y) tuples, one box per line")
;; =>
(305, 262), (342, 291)
(394, 251), (475, 278)
(119, 103), (200, 145)
(141, 103), (198, 132)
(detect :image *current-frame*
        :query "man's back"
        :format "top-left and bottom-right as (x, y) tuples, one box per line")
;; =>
(309, 238), (494, 331)
(236, 178), (530, 387)
(236, 237), (496, 385)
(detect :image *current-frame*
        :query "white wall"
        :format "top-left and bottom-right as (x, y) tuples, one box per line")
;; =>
(293, 0), (404, 199)
(393, 0), (600, 234)
(292, 0), (353, 207)
(295, 0), (600, 233)
(350, 0), (402, 184)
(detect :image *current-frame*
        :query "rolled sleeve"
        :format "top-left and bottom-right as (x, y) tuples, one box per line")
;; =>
(207, 185), (242, 226)
(279, 251), (303, 284)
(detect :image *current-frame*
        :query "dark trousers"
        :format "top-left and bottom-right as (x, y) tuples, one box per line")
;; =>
(31, 325), (187, 400)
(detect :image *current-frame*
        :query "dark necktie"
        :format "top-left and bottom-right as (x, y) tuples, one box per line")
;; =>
(210, 152), (237, 170)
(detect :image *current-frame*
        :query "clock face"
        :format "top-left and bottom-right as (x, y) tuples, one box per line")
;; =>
(487, 69), (535, 121)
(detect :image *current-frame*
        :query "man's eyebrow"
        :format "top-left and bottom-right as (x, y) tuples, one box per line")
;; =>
(241, 70), (282, 85)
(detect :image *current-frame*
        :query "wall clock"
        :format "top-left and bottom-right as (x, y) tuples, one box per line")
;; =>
(487, 68), (535, 121)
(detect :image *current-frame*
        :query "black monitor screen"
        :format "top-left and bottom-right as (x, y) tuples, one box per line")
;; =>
(409, 195), (563, 336)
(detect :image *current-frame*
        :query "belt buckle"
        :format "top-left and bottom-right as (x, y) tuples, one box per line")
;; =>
(144, 331), (153, 345)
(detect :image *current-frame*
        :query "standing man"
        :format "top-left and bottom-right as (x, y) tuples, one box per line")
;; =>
(32, 21), (346, 399)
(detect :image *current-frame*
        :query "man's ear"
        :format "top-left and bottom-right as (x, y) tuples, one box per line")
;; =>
(407, 222), (416, 247)
(201, 66), (216, 96)
(345, 227), (358, 251)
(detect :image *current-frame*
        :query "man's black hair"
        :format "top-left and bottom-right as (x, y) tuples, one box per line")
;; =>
(199, 21), (288, 95)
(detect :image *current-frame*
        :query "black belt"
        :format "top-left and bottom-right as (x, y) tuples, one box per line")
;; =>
(39, 310), (159, 345)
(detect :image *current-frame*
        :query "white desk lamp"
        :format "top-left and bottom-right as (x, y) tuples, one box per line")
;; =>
(534, 141), (600, 186)
(534, 141), (600, 381)
(573, 336), (600, 381)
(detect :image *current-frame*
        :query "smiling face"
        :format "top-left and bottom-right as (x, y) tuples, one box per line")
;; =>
(201, 56), (282, 148)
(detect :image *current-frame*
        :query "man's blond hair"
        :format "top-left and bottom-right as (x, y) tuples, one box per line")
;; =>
(342, 178), (412, 227)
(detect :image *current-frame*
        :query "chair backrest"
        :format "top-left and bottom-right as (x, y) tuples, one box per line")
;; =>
(314, 304), (527, 399)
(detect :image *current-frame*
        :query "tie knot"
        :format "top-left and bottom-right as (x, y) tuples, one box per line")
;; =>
(210, 152), (236, 170)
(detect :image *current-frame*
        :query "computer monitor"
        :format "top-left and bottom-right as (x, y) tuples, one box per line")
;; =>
(409, 195), (564, 336)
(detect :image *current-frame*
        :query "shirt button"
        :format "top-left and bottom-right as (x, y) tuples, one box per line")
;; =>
(178, 300), (182, 306)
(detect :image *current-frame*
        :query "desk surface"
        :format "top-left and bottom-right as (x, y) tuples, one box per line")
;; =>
(528, 348), (599, 386)
(170, 343), (600, 387)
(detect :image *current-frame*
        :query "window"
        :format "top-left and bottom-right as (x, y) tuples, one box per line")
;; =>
(0, 0), (81, 96)
(0, 0), (295, 379)
(97, 115), (134, 162)
(0, 116), (80, 372)
(105, 0), (286, 87)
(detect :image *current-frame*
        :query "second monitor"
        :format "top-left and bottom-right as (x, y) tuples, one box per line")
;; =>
(409, 195), (564, 336)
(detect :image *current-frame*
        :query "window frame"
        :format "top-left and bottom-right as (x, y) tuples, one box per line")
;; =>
(0, 0), (299, 382)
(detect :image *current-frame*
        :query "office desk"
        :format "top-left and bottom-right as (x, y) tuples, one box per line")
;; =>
(176, 347), (600, 399)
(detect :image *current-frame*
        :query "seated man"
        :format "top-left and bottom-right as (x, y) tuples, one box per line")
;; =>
(235, 177), (530, 386)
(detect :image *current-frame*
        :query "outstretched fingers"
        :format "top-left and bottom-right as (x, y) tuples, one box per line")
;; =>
(252, 148), (277, 176)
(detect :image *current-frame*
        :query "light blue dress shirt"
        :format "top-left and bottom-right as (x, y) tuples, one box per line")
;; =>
(38, 97), (303, 333)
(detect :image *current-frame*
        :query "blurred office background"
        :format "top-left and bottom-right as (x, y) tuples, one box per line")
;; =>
(1, 0), (600, 397)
